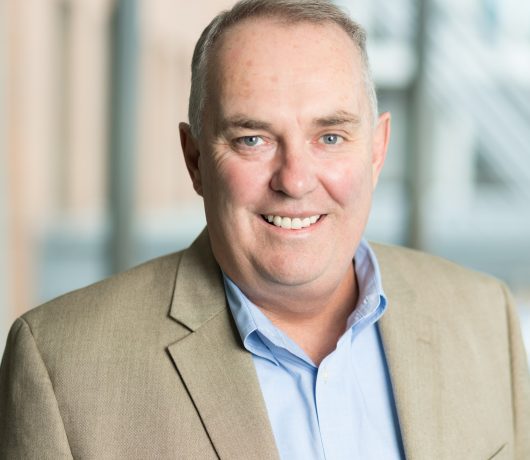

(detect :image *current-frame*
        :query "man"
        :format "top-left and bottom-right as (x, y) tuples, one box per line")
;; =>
(1, 0), (529, 458)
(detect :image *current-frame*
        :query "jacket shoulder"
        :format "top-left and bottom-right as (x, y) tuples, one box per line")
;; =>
(370, 241), (502, 288)
(370, 241), (510, 324)
(21, 250), (185, 338)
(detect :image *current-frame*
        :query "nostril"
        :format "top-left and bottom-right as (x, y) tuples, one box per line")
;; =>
(269, 156), (317, 198)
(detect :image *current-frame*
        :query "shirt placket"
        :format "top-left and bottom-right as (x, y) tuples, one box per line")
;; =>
(315, 330), (358, 460)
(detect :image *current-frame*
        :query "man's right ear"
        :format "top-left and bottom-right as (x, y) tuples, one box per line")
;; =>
(179, 122), (203, 196)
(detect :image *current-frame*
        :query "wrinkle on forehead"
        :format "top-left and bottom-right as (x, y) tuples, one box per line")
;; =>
(210, 17), (361, 84)
(204, 18), (371, 136)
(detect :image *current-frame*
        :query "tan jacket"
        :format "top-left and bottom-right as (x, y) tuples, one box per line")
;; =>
(1, 230), (529, 459)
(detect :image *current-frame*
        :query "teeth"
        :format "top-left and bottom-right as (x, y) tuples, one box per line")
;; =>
(280, 217), (291, 229)
(264, 214), (321, 229)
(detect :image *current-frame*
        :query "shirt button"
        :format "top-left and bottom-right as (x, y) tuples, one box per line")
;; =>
(322, 370), (329, 383)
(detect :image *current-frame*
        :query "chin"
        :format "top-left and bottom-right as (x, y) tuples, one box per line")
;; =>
(257, 260), (324, 288)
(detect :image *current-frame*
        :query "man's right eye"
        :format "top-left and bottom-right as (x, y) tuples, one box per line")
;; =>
(235, 136), (265, 147)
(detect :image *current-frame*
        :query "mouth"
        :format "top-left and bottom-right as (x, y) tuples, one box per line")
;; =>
(261, 214), (323, 230)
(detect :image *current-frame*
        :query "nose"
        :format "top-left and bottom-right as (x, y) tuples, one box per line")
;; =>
(269, 142), (318, 198)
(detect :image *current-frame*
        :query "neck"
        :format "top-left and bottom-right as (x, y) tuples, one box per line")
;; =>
(253, 265), (358, 366)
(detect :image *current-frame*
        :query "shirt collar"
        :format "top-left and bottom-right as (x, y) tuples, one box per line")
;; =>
(223, 239), (387, 363)
(346, 239), (387, 331)
(223, 275), (282, 365)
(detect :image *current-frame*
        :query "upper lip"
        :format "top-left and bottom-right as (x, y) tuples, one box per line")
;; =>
(261, 212), (323, 217)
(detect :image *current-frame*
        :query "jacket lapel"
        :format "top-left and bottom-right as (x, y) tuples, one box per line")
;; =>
(167, 230), (279, 460)
(375, 246), (505, 459)
(374, 245), (442, 460)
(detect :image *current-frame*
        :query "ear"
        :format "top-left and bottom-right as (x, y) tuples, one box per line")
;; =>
(179, 122), (203, 196)
(371, 111), (391, 188)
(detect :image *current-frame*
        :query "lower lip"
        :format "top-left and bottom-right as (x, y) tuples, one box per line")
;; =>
(260, 215), (325, 233)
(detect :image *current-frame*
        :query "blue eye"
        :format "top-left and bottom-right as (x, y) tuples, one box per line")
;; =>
(321, 134), (343, 145)
(239, 136), (263, 147)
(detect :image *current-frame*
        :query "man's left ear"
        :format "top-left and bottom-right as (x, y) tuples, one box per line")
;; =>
(371, 111), (391, 188)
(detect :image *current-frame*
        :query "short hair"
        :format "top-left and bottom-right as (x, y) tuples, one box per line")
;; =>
(188, 0), (378, 138)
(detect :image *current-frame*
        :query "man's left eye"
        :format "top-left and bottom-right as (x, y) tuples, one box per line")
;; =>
(320, 134), (343, 145)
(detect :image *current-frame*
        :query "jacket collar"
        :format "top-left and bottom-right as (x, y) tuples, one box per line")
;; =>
(169, 229), (226, 331)
(167, 229), (279, 460)
(374, 243), (439, 459)
(373, 244), (503, 459)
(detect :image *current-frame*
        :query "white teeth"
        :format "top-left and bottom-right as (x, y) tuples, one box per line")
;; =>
(264, 214), (321, 229)
(280, 217), (291, 229)
(291, 218), (302, 229)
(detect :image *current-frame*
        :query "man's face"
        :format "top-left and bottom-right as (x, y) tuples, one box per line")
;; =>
(181, 18), (390, 305)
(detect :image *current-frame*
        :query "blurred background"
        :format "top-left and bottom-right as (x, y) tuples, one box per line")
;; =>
(1, 0), (530, 358)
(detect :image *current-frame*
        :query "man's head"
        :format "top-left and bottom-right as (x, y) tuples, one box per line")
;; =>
(180, 0), (391, 313)
(188, 0), (378, 138)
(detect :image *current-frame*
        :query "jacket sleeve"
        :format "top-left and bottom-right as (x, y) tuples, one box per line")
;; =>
(503, 284), (530, 460)
(0, 318), (73, 459)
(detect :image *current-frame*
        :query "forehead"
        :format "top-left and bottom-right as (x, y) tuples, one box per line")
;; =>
(215, 16), (356, 54)
(205, 18), (366, 125)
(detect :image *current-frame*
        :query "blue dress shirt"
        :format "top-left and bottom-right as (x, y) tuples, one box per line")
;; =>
(223, 239), (405, 460)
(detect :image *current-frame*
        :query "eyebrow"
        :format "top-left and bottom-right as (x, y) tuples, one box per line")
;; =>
(217, 110), (362, 134)
(313, 111), (362, 129)
(218, 115), (273, 133)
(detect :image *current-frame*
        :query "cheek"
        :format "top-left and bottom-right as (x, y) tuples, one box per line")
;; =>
(202, 156), (270, 211)
(321, 157), (373, 207)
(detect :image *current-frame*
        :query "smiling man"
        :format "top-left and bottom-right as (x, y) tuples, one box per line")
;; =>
(1, 1), (529, 459)
(179, 12), (390, 370)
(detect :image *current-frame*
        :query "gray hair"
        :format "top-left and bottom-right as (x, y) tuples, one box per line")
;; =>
(188, 0), (378, 138)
